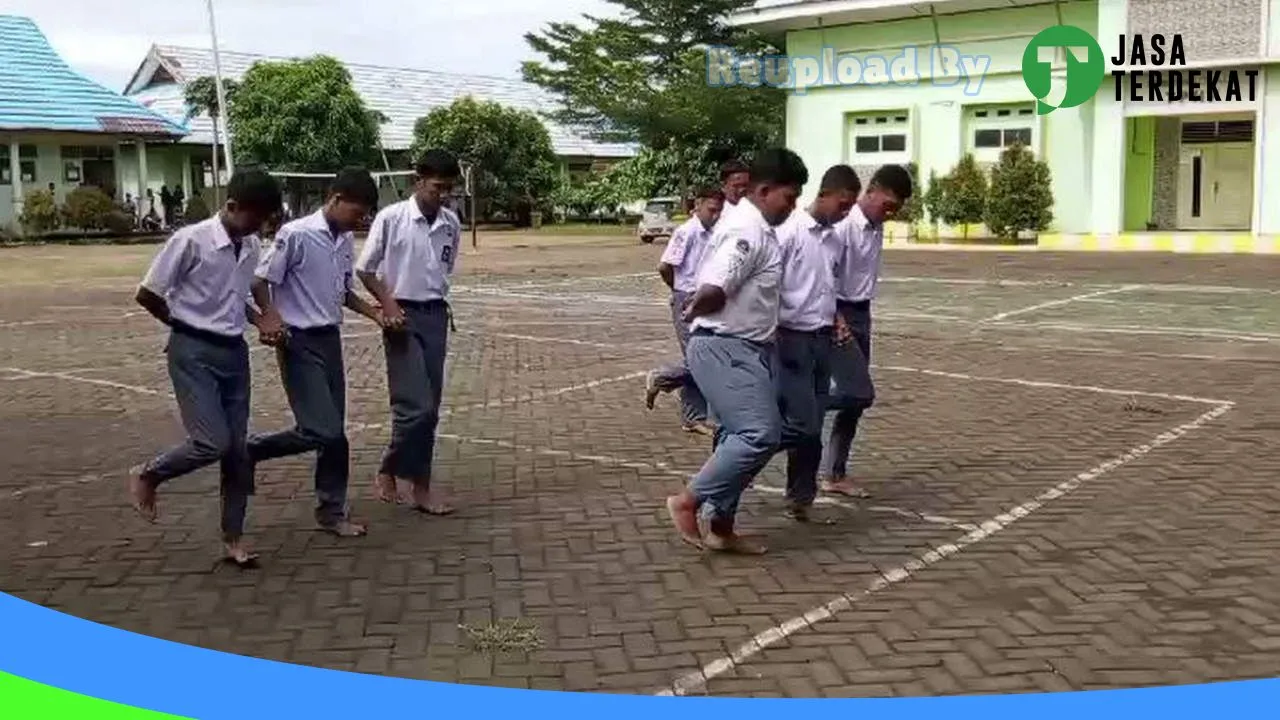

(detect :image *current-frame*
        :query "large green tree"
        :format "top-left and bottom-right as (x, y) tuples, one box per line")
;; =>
(226, 56), (381, 172)
(412, 96), (559, 226)
(522, 0), (783, 195)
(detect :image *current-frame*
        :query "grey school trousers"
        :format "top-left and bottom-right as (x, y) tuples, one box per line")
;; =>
(650, 290), (709, 425)
(140, 324), (252, 541)
(685, 331), (781, 525)
(821, 301), (875, 480)
(775, 326), (833, 507)
(378, 300), (449, 486)
(248, 326), (349, 525)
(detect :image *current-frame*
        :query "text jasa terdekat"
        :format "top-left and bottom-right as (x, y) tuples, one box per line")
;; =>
(1111, 34), (1259, 103)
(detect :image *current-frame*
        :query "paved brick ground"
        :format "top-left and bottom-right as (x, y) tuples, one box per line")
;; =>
(1, 238), (1279, 696)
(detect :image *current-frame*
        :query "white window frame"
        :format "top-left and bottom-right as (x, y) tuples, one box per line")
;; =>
(847, 111), (911, 165)
(965, 104), (1037, 163)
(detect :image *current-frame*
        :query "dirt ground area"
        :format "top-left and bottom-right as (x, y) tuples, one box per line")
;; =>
(1, 232), (1279, 697)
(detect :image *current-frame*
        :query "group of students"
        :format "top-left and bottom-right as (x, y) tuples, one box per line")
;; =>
(128, 149), (465, 567)
(650, 150), (913, 555)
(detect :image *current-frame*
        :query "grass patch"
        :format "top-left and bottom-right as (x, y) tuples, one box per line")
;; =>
(459, 618), (544, 654)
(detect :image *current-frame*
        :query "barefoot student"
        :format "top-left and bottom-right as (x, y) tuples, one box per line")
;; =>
(129, 168), (284, 567)
(644, 185), (724, 435)
(246, 168), (386, 538)
(820, 164), (914, 498)
(773, 165), (861, 522)
(355, 149), (462, 515)
(666, 148), (808, 555)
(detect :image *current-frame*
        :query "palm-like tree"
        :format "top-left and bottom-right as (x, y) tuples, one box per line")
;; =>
(184, 76), (239, 200)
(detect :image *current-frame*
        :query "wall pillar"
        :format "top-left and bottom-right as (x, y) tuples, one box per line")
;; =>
(1089, 0), (1128, 236)
(136, 139), (149, 217)
(8, 141), (22, 221)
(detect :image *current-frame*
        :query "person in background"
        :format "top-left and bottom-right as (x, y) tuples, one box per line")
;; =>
(644, 185), (724, 435)
(715, 160), (751, 226)
(356, 149), (464, 516)
(820, 164), (914, 499)
(128, 169), (284, 568)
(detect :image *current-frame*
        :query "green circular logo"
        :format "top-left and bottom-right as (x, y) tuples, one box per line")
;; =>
(1022, 25), (1106, 115)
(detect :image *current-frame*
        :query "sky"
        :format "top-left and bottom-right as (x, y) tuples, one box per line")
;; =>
(9, 0), (615, 92)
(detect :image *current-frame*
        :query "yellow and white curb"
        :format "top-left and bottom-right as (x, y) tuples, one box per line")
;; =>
(1038, 234), (1280, 254)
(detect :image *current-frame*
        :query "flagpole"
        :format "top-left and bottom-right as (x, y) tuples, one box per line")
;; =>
(205, 0), (234, 177)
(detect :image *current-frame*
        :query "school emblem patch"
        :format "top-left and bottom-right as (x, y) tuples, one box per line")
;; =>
(735, 239), (750, 254)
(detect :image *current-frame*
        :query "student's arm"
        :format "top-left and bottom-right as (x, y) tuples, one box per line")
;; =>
(658, 227), (689, 291)
(830, 224), (853, 345)
(354, 211), (404, 328)
(682, 235), (756, 322)
(251, 231), (293, 344)
(135, 231), (194, 326)
(344, 290), (382, 324)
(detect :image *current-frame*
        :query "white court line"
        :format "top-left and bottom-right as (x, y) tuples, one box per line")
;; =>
(656, 400), (1235, 696)
(1010, 321), (1280, 344)
(873, 364), (1233, 406)
(469, 330), (667, 352)
(0, 320), (57, 329)
(980, 285), (1140, 323)
(884, 276), (1280, 295)
(0, 367), (169, 397)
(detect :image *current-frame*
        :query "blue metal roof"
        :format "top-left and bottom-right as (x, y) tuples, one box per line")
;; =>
(0, 15), (186, 137)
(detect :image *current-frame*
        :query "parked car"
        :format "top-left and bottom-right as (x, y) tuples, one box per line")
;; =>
(637, 196), (681, 243)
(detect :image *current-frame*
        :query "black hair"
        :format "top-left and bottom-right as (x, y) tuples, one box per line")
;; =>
(748, 148), (808, 189)
(869, 164), (914, 200)
(694, 185), (725, 202)
(331, 166), (379, 208)
(719, 160), (749, 182)
(226, 168), (282, 215)
(819, 164), (861, 195)
(415, 149), (462, 180)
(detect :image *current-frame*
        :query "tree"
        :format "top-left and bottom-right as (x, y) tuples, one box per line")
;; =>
(984, 143), (1054, 241)
(940, 154), (988, 241)
(922, 170), (947, 239)
(18, 189), (59, 235)
(184, 75), (239, 197)
(412, 97), (560, 226)
(523, 0), (783, 195)
(895, 162), (924, 239)
(227, 56), (382, 172)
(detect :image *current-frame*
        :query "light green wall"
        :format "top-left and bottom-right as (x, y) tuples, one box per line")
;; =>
(1124, 117), (1155, 231)
(1260, 66), (1280, 232)
(783, 2), (1100, 232)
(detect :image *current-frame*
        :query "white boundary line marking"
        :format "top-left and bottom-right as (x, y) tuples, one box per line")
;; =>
(0, 367), (169, 397)
(656, 401), (1235, 696)
(980, 285), (1140, 323)
(873, 364), (1232, 406)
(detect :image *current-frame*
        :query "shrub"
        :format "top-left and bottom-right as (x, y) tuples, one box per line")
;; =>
(940, 154), (988, 240)
(105, 210), (135, 235)
(984, 143), (1054, 241)
(61, 186), (116, 230)
(19, 189), (60, 235)
(895, 162), (923, 238)
(184, 194), (211, 224)
(922, 170), (947, 234)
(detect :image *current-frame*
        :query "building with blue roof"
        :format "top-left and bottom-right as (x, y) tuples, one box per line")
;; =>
(0, 14), (188, 231)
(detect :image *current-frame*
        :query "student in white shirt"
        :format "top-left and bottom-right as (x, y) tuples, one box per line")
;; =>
(644, 186), (724, 434)
(665, 148), (809, 556)
(355, 149), (464, 516)
(715, 159), (751, 226)
(821, 164), (914, 498)
(772, 165), (861, 522)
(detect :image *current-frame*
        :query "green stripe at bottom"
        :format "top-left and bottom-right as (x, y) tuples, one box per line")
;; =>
(0, 671), (190, 719)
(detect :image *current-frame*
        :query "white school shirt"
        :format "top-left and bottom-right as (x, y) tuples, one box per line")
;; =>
(256, 210), (355, 329)
(777, 209), (843, 332)
(690, 199), (782, 343)
(660, 216), (716, 293)
(354, 198), (462, 302)
(140, 215), (260, 337)
(718, 197), (744, 227)
(835, 204), (885, 302)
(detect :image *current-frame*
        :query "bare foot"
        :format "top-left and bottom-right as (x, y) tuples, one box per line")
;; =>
(644, 371), (660, 410)
(666, 494), (703, 548)
(319, 518), (368, 537)
(128, 472), (157, 523)
(373, 473), (398, 503)
(222, 540), (260, 569)
(410, 485), (455, 515)
(820, 478), (871, 499)
(703, 532), (767, 555)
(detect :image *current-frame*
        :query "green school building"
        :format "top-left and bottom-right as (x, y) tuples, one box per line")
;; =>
(730, 0), (1280, 251)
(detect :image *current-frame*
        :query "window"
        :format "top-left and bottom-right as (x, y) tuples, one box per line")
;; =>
(848, 111), (911, 161)
(18, 144), (37, 183)
(1181, 119), (1254, 144)
(967, 104), (1036, 158)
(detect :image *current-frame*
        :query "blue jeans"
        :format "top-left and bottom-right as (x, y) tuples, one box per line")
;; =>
(686, 332), (781, 525)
